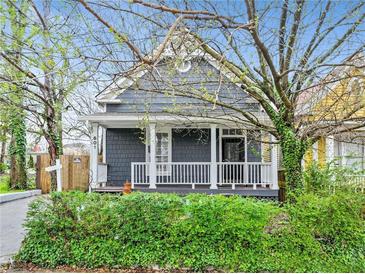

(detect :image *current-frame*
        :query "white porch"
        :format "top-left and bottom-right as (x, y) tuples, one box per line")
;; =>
(83, 113), (279, 193)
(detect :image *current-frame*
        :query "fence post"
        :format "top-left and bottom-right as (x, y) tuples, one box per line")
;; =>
(56, 159), (62, 191)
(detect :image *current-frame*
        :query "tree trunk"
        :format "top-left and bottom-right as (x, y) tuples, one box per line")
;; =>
(278, 129), (307, 193)
(45, 108), (62, 191)
(0, 130), (6, 165)
(269, 108), (308, 195)
(9, 139), (27, 189)
(47, 137), (58, 192)
(9, 113), (27, 189)
(9, 135), (18, 187)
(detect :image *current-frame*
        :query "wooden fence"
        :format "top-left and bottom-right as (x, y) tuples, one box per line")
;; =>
(36, 154), (90, 194)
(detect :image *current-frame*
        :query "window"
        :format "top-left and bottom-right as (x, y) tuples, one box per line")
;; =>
(222, 129), (245, 136)
(146, 128), (171, 175)
(156, 132), (169, 163)
(156, 130), (171, 175)
(334, 138), (365, 170)
(342, 142), (364, 169)
(175, 60), (192, 73)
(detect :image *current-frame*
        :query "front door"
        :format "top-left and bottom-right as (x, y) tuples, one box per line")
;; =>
(221, 138), (245, 183)
(222, 138), (245, 162)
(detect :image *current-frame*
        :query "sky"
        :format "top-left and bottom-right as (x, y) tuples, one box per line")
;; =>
(2, 0), (364, 145)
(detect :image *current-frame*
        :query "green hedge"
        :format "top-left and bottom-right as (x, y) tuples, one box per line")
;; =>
(17, 192), (365, 272)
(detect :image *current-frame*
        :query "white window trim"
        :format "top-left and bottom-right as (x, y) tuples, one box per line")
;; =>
(219, 127), (248, 163)
(221, 128), (246, 138)
(155, 128), (172, 162)
(145, 127), (172, 175)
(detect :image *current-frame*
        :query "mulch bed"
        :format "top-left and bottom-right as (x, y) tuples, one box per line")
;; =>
(0, 262), (217, 273)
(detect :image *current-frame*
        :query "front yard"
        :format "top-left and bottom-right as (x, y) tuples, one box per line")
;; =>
(0, 176), (21, 194)
(13, 190), (365, 273)
(0, 171), (36, 194)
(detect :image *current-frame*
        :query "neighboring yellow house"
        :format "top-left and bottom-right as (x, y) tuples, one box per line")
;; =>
(301, 54), (365, 170)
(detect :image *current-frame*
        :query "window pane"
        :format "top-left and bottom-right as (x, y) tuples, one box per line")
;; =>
(161, 147), (168, 156)
(155, 132), (169, 163)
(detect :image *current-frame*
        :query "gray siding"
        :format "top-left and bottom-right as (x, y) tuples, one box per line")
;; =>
(172, 129), (211, 162)
(106, 128), (261, 186)
(106, 128), (145, 186)
(106, 58), (259, 114)
(105, 128), (219, 186)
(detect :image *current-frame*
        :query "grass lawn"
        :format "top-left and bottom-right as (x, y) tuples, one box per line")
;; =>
(0, 175), (24, 194)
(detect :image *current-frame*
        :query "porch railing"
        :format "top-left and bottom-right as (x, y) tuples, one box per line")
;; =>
(218, 162), (272, 189)
(342, 175), (365, 192)
(131, 162), (275, 189)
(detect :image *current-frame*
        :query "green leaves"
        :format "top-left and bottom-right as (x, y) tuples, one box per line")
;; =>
(17, 191), (365, 272)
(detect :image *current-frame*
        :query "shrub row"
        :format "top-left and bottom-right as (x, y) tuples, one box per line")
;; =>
(17, 191), (365, 272)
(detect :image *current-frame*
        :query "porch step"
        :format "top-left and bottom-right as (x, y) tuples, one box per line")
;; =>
(93, 186), (278, 199)
(94, 186), (123, 193)
(133, 186), (278, 198)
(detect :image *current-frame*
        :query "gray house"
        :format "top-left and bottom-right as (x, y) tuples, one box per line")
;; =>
(80, 29), (279, 197)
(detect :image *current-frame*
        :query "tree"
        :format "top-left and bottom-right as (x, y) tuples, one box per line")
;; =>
(0, 101), (9, 166)
(0, 0), (29, 188)
(77, 0), (364, 192)
(1, 0), (89, 190)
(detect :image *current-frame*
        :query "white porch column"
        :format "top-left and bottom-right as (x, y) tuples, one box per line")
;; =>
(149, 123), (157, 189)
(271, 135), (279, 190)
(210, 125), (218, 189)
(89, 122), (99, 192)
(102, 127), (107, 163)
(326, 136), (335, 163)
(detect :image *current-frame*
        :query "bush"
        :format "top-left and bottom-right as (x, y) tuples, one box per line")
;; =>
(304, 162), (364, 194)
(265, 192), (365, 272)
(0, 175), (10, 193)
(17, 192), (365, 272)
(0, 162), (8, 174)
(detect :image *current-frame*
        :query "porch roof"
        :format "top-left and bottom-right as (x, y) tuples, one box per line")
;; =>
(79, 112), (271, 128)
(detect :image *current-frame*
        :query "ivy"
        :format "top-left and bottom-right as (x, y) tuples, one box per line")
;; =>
(269, 107), (308, 194)
(8, 108), (27, 189)
(4, 0), (30, 189)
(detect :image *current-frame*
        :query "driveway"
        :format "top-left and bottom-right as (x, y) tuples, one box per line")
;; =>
(0, 196), (40, 264)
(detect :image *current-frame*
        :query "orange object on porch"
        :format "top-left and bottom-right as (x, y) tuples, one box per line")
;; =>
(123, 180), (132, 194)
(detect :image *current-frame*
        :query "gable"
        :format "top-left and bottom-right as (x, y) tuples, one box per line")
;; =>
(106, 58), (259, 114)
(96, 28), (249, 103)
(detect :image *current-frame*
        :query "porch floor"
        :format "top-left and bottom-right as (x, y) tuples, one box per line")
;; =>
(94, 185), (278, 198)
